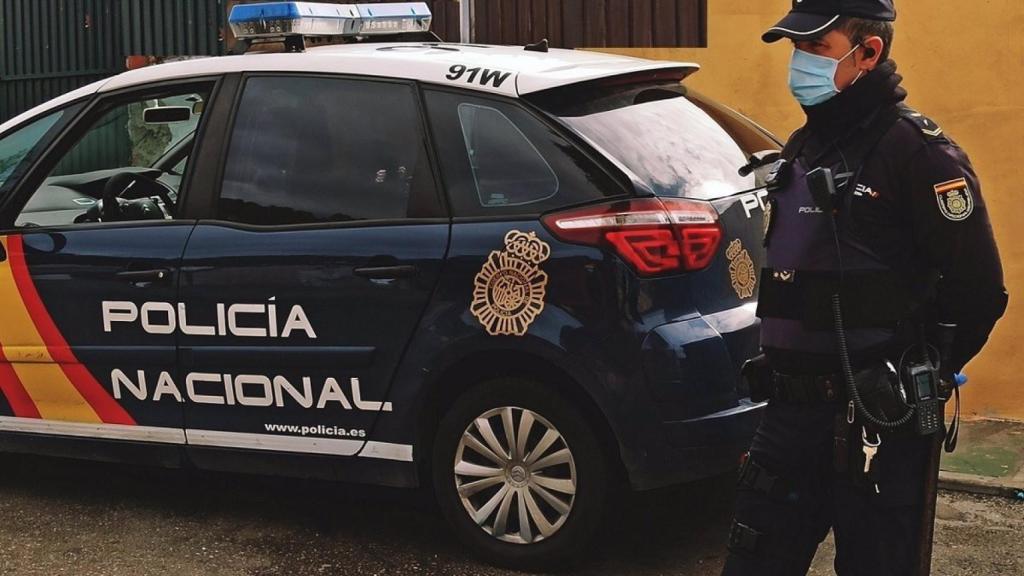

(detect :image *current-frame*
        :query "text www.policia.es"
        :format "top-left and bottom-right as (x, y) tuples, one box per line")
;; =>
(264, 423), (367, 438)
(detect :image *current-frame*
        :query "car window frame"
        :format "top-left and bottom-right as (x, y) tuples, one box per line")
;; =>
(0, 102), (89, 219)
(419, 84), (636, 223)
(0, 75), (228, 233)
(204, 72), (449, 232)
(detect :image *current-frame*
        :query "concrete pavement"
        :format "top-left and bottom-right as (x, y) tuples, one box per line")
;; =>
(939, 418), (1024, 498)
(0, 450), (1021, 576)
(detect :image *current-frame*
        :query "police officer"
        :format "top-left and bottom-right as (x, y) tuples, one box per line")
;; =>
(722, 1), (1008, 575)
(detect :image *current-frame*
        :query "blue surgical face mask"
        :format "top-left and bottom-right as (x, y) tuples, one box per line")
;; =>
(788, 45), (863, 106)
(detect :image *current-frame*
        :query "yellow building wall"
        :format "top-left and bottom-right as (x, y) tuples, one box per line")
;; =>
(594, 0), (1024, 420)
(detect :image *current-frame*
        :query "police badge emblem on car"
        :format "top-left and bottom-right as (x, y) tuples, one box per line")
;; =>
(727, 239), (757, 299)
(470, 230), (551, 336)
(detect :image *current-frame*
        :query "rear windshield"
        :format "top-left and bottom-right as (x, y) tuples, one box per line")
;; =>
(529, 82), (779, 200)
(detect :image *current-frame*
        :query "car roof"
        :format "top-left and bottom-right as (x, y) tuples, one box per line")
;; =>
(102, 43), (698, 97)
(0, 42), (698, 134)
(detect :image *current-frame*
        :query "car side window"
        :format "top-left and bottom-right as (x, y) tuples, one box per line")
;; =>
(424, 89), (625, 218)
(13, 85), (211, 229)
(217, 76), (439, 226)
(457, 103), (559, 208)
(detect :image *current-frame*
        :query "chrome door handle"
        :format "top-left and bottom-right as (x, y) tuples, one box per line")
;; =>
(353, 265), (419, 279)
(115, 268), (170, 282)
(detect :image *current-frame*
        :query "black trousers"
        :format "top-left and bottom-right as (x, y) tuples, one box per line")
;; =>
(721, 399), (932, 576)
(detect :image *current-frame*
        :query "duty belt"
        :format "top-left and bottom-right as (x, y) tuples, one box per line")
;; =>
(770, 371), (843, 403)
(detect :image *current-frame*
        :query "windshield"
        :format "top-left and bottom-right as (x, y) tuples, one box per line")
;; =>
(0, 108), (71, 189)
(530, 83), (779, 200)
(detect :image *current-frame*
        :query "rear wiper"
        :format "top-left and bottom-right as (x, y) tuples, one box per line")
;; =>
(738, 151), (781, 177)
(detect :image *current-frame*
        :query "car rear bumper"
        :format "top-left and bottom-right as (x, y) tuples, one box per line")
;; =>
(625, 398), (765, 491)
(617, 306), (763, 490)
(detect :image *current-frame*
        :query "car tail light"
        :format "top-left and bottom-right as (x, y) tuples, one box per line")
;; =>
(541, 197), (722, 276)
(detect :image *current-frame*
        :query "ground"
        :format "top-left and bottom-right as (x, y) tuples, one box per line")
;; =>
(941, 419), (1024, 483)
(0, 454), (1020, 576)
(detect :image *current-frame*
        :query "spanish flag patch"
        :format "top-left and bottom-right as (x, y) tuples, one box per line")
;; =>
(933, 178), (974, 222)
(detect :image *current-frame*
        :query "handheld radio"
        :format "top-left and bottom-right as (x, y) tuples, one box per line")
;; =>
(904, 362), (943, 436)
(900, 323), (957, 437)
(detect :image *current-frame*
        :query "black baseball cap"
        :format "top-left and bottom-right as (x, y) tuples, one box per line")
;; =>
(762, 0), (896, 43)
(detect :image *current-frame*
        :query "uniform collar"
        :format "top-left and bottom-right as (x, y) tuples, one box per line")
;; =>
(802, 59), (907, 140)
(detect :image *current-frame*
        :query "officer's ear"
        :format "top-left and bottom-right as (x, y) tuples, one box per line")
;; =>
(859, 36), (885, 70)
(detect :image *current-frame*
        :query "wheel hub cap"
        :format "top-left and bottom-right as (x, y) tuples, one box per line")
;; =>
(508, 464), (529, 487)
(453, 407), (577, 545)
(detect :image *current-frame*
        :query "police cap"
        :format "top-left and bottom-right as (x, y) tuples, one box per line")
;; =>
(762, 0), (897, 43)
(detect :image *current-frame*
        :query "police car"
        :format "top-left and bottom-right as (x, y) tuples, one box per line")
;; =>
(0, 2), (778, 568)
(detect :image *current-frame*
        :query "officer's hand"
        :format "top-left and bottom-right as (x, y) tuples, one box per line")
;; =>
(937, 363), (956, 400)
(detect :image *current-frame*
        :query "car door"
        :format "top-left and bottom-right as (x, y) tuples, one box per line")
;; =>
(0, 79), (219, 450)
(178, 74), (449, 467)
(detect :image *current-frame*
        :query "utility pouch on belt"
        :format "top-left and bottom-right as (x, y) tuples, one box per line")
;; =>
(853, 363), (907, 424)
(741, 354), (771, 403)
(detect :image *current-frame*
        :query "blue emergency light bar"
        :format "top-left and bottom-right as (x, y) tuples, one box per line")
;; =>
(229, 2), (432, 40)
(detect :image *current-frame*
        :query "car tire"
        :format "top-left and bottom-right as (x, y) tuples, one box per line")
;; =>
(432, 377), (612, 570)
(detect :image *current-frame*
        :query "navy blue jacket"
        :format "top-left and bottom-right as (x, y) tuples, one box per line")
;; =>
(772, 60), (1007, 372)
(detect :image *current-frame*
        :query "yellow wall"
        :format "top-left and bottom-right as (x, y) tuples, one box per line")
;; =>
(594, 0), (1024, 420)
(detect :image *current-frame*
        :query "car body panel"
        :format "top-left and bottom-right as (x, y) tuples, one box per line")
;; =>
(177, 222), (450, 463)
(0, 225), (191, 436)
(0, 41), (768, 494)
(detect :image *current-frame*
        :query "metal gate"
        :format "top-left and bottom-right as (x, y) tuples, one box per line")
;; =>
(2, 0), (707, 122)
(0, 0), (225, 122)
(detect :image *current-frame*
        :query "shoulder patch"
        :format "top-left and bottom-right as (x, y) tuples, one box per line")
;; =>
(899, 108), (944, 139)
(934, 177), (974, 221)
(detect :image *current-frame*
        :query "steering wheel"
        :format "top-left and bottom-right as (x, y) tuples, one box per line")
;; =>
(100, 171), (177, 221)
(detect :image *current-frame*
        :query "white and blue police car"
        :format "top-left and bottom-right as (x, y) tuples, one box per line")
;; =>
(0, 2), (779, 568)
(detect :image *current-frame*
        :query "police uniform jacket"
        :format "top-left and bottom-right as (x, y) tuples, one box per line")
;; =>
(765, 60), (1007, 374)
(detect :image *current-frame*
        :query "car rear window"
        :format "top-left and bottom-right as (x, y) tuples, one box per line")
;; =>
(528, 82), (780, 200)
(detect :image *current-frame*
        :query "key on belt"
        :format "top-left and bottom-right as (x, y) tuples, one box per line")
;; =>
(862, 427), (882, 493)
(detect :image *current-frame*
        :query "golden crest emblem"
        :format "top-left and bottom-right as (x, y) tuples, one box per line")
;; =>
(934, 177), (974, 222)
(726, 239), (756, 299)
(471, 230), (551, 336)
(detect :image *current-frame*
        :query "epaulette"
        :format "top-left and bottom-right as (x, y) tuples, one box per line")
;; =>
(897, 105), (946, 141)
